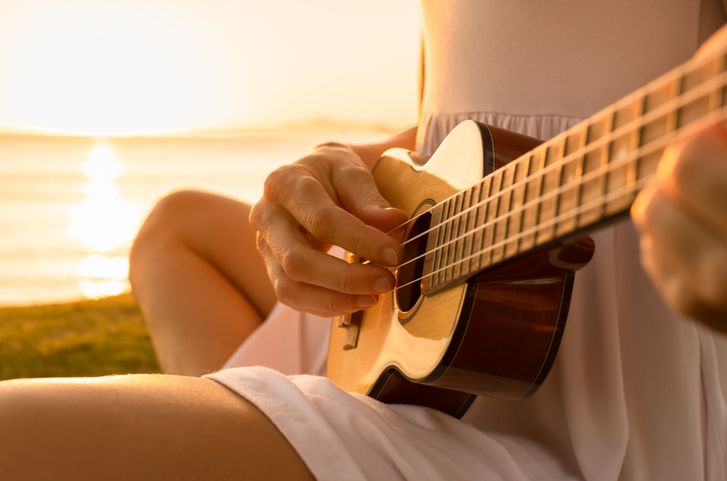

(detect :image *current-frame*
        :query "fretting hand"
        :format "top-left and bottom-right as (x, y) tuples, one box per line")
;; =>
(631, 26), (727, 334)
(632, 124), (727, 333)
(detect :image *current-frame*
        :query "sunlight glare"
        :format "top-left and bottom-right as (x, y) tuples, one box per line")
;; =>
(77, 254), (129, 281)
(83, 144), (123, 179)
(78, 278), (129, 300)
(82, 180), (121, 198)
(68, 143), (138, 253)
(4, 1), (220, 135)
(68, 196), (137, 253)
(77, 254), (130, 300)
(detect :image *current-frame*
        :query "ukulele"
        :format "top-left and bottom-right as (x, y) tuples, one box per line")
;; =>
(327, 40), (727, 419)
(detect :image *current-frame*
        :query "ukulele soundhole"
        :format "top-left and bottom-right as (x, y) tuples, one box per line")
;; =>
(396, 211), (431, 313)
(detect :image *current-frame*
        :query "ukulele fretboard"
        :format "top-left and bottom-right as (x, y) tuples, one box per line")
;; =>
(421, 46), (727, 294)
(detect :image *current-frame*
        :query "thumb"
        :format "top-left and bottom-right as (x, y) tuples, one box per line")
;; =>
(333, 163), (408, 233)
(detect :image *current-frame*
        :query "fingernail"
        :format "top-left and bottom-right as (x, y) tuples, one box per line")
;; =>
(357, 295), (377, 308)
(372, 277), (390, 294)
(381, 247), (397, 266)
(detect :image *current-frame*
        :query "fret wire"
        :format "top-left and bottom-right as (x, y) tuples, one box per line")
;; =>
(709, 54), (725, 111)
(401, 147), (639, 275)
(456, 190), (469, 278)
(468, 184), (480, 272)
(452, 193), (464, 280)
(493, 166), (514, 262)
(391, 172), (651, 295)
(485, 171), (502, 266)
(469, 185), (479, 271)
(390, 55), (727, 247)
(572, 128), (587, 227)
(553, 137), (570, 237)
(391, 103), (727, 276)
(446, 194), (460, 282)
(463, 186), (474, 273)
(478, 177), (492, 268)
(632, 95), (647, 182)
(627, 97), (644, 194)
(444, 198), (454, 285)
(431, 204), (444, 288)
(502, 166), (515, 257)
(452, 192), (464, 279)
(394, 67), (727, 253)
(532, 151), (546, 247)
(376, 52), (727, 289)
(666, 75), (681, 133)
(509, 160), (528, 256)
(518, 154), (536, 250)
(597, 112), (614, 219)
(390, 49), (727, 248)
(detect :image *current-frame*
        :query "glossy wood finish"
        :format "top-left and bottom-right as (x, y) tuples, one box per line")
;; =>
(328, 40), (727, 415)
(327, 122), (594, 417)
(432, 237), (594, 401)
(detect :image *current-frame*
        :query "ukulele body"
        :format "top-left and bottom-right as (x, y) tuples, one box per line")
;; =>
(327, 121), (595, 418)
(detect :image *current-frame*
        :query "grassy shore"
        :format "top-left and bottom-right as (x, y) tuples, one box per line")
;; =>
(0, 293), (160, 381)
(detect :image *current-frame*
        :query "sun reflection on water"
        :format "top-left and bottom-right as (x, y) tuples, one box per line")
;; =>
(68, 143), (138, 299)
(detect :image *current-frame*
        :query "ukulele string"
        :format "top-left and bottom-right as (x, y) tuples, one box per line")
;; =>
(381, 104), (727, 295)
(387, 144), (645, 274)
(386, 175), (651, 295)
(388, 65), (727, 258)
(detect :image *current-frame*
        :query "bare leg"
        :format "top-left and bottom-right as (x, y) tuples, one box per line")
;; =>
(0, 375), (314, 480)
(129, 190), (277, 376)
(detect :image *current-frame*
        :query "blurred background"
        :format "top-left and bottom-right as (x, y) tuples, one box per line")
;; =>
(0, 0), (421, 307)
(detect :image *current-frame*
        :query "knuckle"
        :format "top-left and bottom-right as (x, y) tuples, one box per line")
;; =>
(248, 201), (266, 231)
(359, 188), (387, 207)
(349, 224), (369, 255)
(336, 273), (359, 295)
(262, 166), (286, 196)
(263, 164), (311, 200)
(280, 250), (305, 281)
(306, 207), (337, 242)
(338, 160), (368, 176)
(273, 278), (295, 307)
(322, 296), (340, 316)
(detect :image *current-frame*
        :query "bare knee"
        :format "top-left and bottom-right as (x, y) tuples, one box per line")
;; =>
(129, 190), (205, 286)
(132, 190), (203, 253)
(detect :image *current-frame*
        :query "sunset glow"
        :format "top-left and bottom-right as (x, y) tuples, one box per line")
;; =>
(68, 143), (135, 299)
(0, 0), (420, 306)
(77, 255), (129, 300)
(0, 0), (421, 135)
(69, 143), (138, 252)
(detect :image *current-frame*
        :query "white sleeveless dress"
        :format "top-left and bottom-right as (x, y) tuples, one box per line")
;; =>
(206, 1), (727, 479)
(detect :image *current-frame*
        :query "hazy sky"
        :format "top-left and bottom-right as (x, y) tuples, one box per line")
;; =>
(0, 0), (421, 135)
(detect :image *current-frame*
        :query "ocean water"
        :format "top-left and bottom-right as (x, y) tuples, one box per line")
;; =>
(0, 130), (389, 306)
